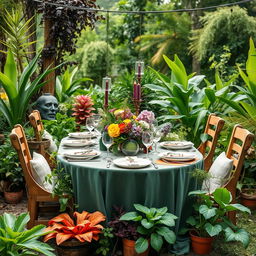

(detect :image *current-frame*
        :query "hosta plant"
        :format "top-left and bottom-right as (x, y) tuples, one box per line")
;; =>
(44, 210), (106, 245)
(120, 204), (177, 254)
(186, 188), (251, 248)
(72, 95), (95, 125)
(0, 212), (54, 256)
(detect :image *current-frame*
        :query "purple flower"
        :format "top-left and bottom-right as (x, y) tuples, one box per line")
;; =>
(123, 109), (133, 119)
(137, 110), (155, 124)
(131, 125), (143, 137)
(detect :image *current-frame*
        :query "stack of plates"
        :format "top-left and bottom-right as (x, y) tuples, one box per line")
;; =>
(62, 139), (96, 147)
(160, 141), (194, 150)
(64, 150), (101, 160)
(113, 157), (151, 169)
(158, 152), (196, 162)
(68, 131), (97, 139)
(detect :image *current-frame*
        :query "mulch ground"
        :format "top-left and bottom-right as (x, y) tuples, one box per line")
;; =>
(0, 195), (255, 256)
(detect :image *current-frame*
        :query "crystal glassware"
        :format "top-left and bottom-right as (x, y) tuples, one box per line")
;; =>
(142, 131), (154, 159)
(102, 131), (113, 160)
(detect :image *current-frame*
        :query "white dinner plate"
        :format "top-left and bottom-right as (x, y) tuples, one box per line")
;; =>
(160, 141), (194, 150)
(159, 152), (196, 162)
(64, 150), (101, 159)
(62, 139), (96, 147)
(68, 131), (97, 139)
(113, 157), (151, 169)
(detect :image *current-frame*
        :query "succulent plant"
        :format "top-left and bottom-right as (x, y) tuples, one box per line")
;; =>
(72, 95), (95, 125)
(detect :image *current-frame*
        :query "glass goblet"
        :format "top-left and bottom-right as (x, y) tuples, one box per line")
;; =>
(142, 131), (154, 159)
(86, 116), (95, 141)
(102, 131), (113, 160)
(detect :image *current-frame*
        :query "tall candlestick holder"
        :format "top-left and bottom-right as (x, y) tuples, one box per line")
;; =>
(133, 98), (141, 116)
(133, 61), (144, 115)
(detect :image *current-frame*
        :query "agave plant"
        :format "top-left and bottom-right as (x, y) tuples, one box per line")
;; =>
(55, 66), (92, 103)
(72, 95), (95, 125)
(0, 212), (55, 256)
(0, 49), (55, 128)
(44, 211), (106, 245)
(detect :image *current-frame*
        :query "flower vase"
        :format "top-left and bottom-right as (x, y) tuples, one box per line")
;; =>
(121, 139), (139, 156)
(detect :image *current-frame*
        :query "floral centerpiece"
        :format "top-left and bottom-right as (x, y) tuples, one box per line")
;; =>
(102, 108), (155, 155)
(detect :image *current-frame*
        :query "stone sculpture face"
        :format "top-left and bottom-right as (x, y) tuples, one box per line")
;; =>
(36, 93), (58, 120)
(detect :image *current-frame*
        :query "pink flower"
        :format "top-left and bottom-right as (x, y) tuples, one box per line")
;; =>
(137, 110), (155, 124)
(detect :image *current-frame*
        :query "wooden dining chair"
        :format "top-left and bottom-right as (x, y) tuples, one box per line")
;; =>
(198, 114), (225, 171)
(10, 124), (59, 228)
(223, 125), (254, 224)
(29, 110), (44, 141)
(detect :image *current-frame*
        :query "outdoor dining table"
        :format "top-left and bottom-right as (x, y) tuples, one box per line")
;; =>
(57, 138), (203, 234)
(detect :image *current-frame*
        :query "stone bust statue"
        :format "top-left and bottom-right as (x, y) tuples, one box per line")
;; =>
(35, 93), (59, 120)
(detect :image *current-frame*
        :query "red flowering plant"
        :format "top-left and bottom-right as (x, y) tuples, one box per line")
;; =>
(101, 108), (155, 154)
(43, 211), (106, 245)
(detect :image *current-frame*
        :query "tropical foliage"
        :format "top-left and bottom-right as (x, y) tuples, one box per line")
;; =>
(187, 188), (251, 248)
(44, 211), (106, 245)
(0, 50), (55, 128)
(120, 204), (177, 253)
(0, 212), (55, 256)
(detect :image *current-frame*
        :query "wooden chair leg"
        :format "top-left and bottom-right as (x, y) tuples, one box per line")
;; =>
(27, 198), (39, 229)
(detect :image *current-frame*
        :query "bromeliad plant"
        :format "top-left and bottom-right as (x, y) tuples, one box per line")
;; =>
(186, 188), (251, 248)
(0, 49), (56, 128)
(120, 204), (177, 254)
(44, 211), (106, 245)
(0, 212), (55, 256)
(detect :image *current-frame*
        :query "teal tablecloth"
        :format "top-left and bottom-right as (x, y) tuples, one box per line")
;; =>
(58, 141), (203, 235)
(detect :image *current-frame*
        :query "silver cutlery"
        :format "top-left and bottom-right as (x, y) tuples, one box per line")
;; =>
(106, 159), (112, 168)
(66, 158), (100, 162)
(150, 159), (158, 169)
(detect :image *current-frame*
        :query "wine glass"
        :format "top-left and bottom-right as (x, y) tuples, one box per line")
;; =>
(102, 131), (113, 160)
(86, 116), (95, 141)
(142, 131), (154, 159)
(93, 114), (102, 136)
(153, 130), (162, 153)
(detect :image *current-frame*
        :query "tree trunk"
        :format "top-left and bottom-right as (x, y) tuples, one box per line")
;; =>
(0, 31), (6, 72)
(42, 18), (56, 95)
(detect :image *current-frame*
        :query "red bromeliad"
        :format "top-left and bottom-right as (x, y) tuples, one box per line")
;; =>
(44, 211), (106, 245)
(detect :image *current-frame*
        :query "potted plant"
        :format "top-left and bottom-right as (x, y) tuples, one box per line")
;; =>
(118, 204), (177, 256)
(238, 177), (256, 210)
(0, 139), (24, 203)
(186, 187), (251, 255)
(44, 210), (106, 256)
(0, 212), (55, 255)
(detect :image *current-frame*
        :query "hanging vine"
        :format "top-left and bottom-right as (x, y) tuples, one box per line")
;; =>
(39, 0), (102, 65)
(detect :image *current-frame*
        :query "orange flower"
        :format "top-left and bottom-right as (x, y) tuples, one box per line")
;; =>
(43, 211), (106, 245)
(119, 123), (126, 133)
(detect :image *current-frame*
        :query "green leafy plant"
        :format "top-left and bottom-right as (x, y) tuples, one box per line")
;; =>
(96, 227), (114, 256)
(0, 49), (55, 128)
(45, 164), (73, 212)
(186, 188), (251, 248)
(55, 66), (92, 103)
(42, 112), (76, 144)
(0, 212), (55, 255)
(0, 8), (36, 72)
(145, 54), (207, 145)
(0, 139), (23, 192)
(220, 38), (256, 134)
(120, 204), (177, 253)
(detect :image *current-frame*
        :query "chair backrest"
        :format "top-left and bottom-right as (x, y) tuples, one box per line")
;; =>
(29, 110), (44, 141)
(198, 114), (225, 171)
(10, 124), (48, 195)
(224, 125), (254, 199)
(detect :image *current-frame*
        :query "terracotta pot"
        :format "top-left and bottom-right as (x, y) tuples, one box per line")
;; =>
(190, 231), (214, 255)
(4, 190), (23, 204)
(122, 238), (149, 256)
(240, 189), (256, 210)
(56, 240), (91, 256)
